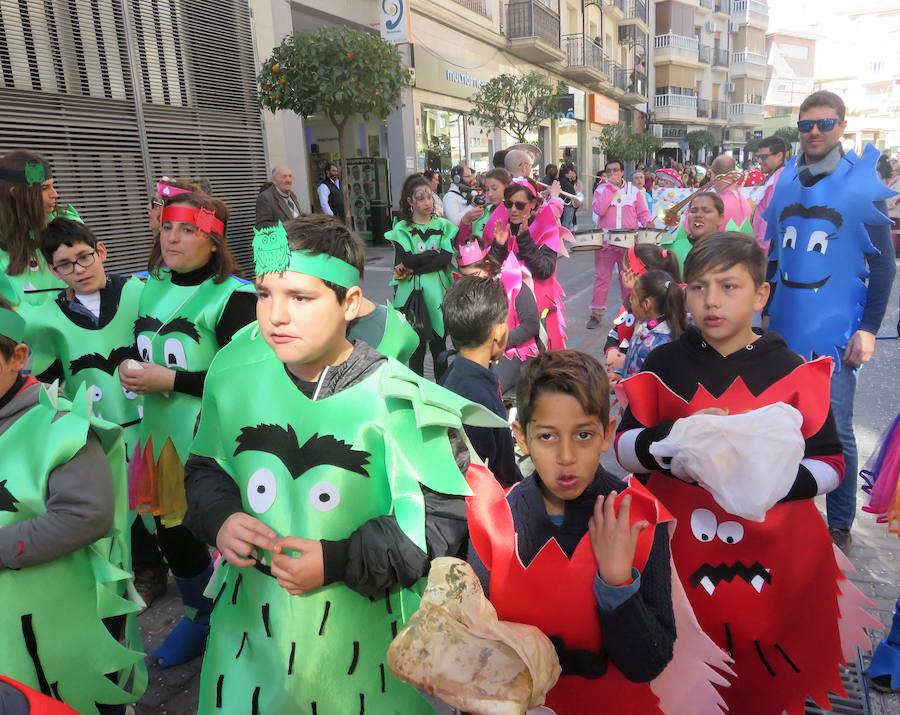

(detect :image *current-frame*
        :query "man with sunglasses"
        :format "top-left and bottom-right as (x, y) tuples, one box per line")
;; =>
(765, 90), (897, 552)
(588, 158), (653, 329)
(751, 136), (787, 247)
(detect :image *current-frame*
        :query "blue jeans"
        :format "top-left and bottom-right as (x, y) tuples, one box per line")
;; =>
(825, 362), (860, 530)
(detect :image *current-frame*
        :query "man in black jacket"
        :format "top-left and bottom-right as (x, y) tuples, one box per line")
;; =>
(255, 164), (302, 229)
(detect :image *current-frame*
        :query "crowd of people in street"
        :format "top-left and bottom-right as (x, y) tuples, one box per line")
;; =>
(1, 88), (899, 715)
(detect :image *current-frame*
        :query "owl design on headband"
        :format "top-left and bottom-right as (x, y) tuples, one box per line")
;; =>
(253, 222), (291, 275)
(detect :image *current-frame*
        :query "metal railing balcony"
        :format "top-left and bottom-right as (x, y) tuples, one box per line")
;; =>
(630, 72), (647, 96)
(604, 0), (626, 12)
(699, 0), (713, 9)
(697, 98), (711, 117)
(698, 44), (712, 63)
(613, 65), (629, 91)
(729, 102), (764, 116)
(451, 0), (491, 17)
(563, 34), (607, 72)
(732, 0), (768, 24)
(713, 47), (730, 66)
(654, 32), (699, 52)
(711, 100), (726, 118)
(714, 0), (730, 12)
(656, 93), (698, 109)
(731, 49), (767, 66)
(507, 0), (561, 46)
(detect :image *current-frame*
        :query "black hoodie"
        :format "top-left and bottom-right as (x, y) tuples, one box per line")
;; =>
(617, 327), (844, 500)
(183, 341), (471, 597)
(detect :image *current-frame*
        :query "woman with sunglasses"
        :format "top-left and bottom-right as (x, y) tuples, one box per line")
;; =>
(118, 191), (256, 668)
(488, 177), (567, 350)
(386, 174), (458, 379)
(0, 150), (82, 305)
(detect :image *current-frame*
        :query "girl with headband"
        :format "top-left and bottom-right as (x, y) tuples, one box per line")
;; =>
(0, 150), (82, 305)
(118, 191), (256, 668)
(488, 176), (567, 350)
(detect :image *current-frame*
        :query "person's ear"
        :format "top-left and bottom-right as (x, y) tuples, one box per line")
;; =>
(12, 343), (29, 372)
(492, 321), (509, 356)
(512, 419), (529, 454)
(600, 416), (618, 453)
(754, 280), (771, 312)
(95, 242), (108, 263)
(343, 285), (363, 321)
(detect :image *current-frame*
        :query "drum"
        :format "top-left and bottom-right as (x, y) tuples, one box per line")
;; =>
(637, 228), (666, 245)
(569, 230), (606, 251)
(606, 229), (637, 248)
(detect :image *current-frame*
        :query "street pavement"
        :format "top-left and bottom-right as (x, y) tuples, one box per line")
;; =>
(136, 242), (900, 714)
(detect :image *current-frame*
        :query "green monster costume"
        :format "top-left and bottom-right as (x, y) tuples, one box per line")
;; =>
(662, 218), (755, 273)
(0, 373), (146, 714)
(385, 216), (457, 338)
(19, 276), (144, 460)
(470, 202), (495, 240)
(0, 204), (83, 306)
(349, 303), (420, 363)
(134, 268), (255, 523)
(190, 224), (505, 714)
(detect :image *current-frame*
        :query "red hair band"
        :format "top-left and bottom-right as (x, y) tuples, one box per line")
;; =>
(160, 205), (225, 237)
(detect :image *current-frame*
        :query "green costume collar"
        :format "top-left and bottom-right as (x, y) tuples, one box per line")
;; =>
(253, 222), (360, 288)
(0, 308), (25, 342)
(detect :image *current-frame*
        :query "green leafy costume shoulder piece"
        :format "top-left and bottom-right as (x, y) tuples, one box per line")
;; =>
(0, 383), (146, 714)
(384, 216), (457, 337)
(189, 325), (503, 714)
(20, 277), (144, 460)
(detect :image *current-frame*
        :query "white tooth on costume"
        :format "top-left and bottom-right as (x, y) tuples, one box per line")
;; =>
(138, 405), (144, 419)
(751, 574), (765, 592)
(700, 576), (716, 595)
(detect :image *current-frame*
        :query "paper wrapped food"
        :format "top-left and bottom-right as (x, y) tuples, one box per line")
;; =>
(388, 557), (561, 715)
(649, 402), (804, 522)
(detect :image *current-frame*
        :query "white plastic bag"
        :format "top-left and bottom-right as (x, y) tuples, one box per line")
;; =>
(649, 402), (804, 521)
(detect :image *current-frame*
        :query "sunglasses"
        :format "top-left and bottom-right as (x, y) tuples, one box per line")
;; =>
(797, 118), (837, 133)
(503, 200), (530, 211)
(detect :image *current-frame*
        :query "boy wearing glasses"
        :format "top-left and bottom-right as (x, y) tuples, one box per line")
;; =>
(764, 90), (897, 551)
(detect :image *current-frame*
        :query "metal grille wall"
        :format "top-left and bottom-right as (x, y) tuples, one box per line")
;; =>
(0, 0), (266, 275)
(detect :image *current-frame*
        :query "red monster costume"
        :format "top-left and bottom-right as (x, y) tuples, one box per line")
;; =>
(0, 674), (78, 714)
(618, 359), (879, 714)
(466, 463), (732, 714)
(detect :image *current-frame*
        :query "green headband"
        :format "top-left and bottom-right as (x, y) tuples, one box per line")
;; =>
(0, 308), (25, 343)
(253, 222), (360, 288)
(0, 161), (47, 186)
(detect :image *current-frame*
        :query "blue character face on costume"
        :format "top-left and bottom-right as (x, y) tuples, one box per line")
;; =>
(766, 144), (894, 366)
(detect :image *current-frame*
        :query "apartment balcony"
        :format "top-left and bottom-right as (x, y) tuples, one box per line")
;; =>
(654, 32), (700, 66)
(714, 0), (731, 14)
(620, 0), (650, 33)
(710, 100), (727, 121)
(731, 0), (768, 30)
(450, 0), (491, 17)
(609, 64), (629, 97)
(622, 72), (648, 104)
(712, 47), (729, 69)
(729, 102), (764, 126)
(698, 44), (712, 64)
(506, 0), (565, 64)
(730, 49), (767, 79)
(697, 0), (713, 13)
(601, 0), (626, 20)
(562, 35), (609, 86)
(618, 24), (648, 48)
(655, 93), (698, 122)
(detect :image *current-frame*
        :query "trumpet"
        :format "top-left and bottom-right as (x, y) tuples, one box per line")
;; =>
(661, 170), (742, 227)
(535, 180), (585, 206)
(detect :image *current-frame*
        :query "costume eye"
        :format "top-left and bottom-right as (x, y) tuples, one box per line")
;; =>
(806, 230), (829, 254)
(88, 385), (103, 402)
(123, 386), (138, 400)
(782, 225), (797, 249)
(690, 509), (718, 542)
(309, 482), (340, 512)
(247, 468), (277, 514)
(163, 338), (187, 369)
(717, 521), (744, 544)
(136, 335), (152, 362)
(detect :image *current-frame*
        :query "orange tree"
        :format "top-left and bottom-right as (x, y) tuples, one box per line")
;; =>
(258, 27), (409, 209)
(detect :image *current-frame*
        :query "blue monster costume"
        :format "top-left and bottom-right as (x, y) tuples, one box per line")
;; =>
(764, 144), (895, 369)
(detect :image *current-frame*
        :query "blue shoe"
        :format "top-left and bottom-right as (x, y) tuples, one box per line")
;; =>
(868, 599), (900, 693)
(151, 562), (213, 668)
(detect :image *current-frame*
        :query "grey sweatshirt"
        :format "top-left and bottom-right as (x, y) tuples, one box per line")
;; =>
(0, 378), (114, 570)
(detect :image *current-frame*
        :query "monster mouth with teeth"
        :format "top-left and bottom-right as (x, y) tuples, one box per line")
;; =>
(690, 561), (772, 595)
(779, 271), (830, 291)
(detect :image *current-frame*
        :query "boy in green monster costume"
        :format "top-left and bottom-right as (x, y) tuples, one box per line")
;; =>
(0, 150), (82, 306)
(183, 215), (505, 715)
(0, 298), (146, 714)
(386, 174), (458, 379)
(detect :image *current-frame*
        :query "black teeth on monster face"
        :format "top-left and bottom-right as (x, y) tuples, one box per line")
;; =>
(690, 561), (772, 595)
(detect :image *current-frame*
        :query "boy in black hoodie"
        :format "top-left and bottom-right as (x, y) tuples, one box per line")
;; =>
(615, 231), (850, 715)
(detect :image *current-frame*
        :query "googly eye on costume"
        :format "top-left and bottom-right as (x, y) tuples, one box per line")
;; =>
(309, 482), (340, 512)
(247, 469), (277, 514)
(691, 508), (717, 542)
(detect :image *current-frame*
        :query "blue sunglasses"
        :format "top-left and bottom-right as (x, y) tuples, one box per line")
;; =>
(797, 118), (838, 133)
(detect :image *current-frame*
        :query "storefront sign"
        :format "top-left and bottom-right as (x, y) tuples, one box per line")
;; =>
(413, 49), (508, 100)
(380, 0), (410, 44)
(588, 93), (619, 126)
(445, 70), (485, 89)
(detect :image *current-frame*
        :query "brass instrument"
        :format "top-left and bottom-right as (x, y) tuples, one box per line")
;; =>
(506, 142), (584, 204)
(535, 180), (584, 206)
(661, 170), (742, 227)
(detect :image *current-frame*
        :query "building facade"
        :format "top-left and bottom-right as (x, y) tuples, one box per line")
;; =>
(0, 0), (268, 274)
(650, 0), (768, 162)
(763, 29), (817, 136)
(255, 0), (652, 214)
